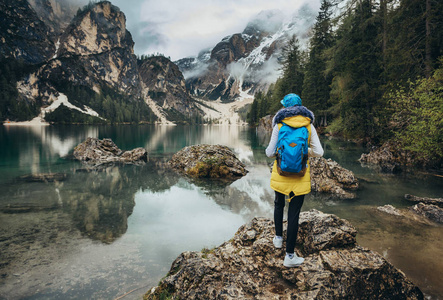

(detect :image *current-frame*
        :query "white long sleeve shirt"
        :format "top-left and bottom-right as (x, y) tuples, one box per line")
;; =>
(265, 124), (324, 158)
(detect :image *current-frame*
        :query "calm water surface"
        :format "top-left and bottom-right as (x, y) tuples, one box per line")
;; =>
(0, 125), (442, 299)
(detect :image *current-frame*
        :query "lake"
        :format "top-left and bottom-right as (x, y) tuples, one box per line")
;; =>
(0, 125), (442, 299)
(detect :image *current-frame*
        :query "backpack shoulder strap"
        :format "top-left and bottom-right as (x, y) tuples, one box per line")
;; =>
(306, 124), (311, 144)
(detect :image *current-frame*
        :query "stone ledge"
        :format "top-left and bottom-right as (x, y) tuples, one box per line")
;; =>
(144, 210), (423, 300)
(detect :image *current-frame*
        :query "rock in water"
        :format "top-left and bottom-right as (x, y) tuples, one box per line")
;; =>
(73, 137), (147, 166)
(410, 203), (443, 224)
(310, 157), (359, 198)
(144, 210), (423, 300)
(18, 173), (67, 182)
(405, 194), (443, 208)
(376, 204), (403, 216)
(257, 115), (273, 133)
(169, 144), (248, 179)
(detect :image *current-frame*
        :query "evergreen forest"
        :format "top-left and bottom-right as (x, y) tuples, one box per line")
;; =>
(247, 0), (443, 165)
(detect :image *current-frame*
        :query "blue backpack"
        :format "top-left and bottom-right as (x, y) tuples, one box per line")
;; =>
(276, 123), (309, 176)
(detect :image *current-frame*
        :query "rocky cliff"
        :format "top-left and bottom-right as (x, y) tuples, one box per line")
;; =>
(14, 1), (144, 123)
(28, 0), (79, 38)
(1, 0), (201, 124)
(145, 211), (423, 299)
(139, 56), (202, 122)
(0, 0), (55, 64)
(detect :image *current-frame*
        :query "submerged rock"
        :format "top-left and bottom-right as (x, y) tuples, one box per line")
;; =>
(310, 157), (359, 198)
(169, 144), (248, 179)
(410, 203), (443, 224)
(145, 210), (423, 300)
(405, 194), (443, 208)
(376, 203), (443, 225)
(377, 204), (403, 216)
(18, 173), (67, 182)
(73, 137), (147, 166)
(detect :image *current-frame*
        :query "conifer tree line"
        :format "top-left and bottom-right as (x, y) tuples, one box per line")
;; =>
(248, 0), (443, 161)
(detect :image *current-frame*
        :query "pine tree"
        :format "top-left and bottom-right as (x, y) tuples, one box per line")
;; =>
(329, 0), (383, 138)
(385, 0), (443, 83)
(280, 35), (305, 97)
(302, 0), (334, 126)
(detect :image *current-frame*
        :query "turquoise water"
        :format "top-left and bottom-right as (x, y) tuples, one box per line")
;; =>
(0, 125), (442, 299)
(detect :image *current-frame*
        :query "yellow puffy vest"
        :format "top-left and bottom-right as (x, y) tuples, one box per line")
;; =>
(270, 115), (312, 201)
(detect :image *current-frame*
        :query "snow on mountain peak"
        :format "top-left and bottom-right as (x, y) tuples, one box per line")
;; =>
(175, 2), (319, 101)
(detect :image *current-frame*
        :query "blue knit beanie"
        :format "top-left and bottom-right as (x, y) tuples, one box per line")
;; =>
(280, 93), (302, 107)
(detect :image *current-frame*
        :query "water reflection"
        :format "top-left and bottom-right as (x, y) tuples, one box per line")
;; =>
(0, 125), (442, 299)
(59, 161), (184, 243)
(60, 167), (136, 243)
(0, 126), (100, 183)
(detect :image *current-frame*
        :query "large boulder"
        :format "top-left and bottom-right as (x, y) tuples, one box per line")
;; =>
(145, 210), (423, 300)
(310, 157), (359, 198)
(73, 137), (147, 166)
(169, 144), (248, 179)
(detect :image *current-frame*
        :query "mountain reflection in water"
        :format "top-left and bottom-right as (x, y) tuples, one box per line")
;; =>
(0, 125), (441, 300)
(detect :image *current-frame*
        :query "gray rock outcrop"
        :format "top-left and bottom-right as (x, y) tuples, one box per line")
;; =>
(310, 157), (359, 198)
(145, 210), (423, 300)
(139, 55), (202, 121)
(73, 137), (147, 166)
(169, 144), (247, 179)
(0, 0), (55, 64)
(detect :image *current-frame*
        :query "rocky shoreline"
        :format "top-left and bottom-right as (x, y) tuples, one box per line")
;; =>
(359, 141), (443, 173)
(145, 210), (423, 299)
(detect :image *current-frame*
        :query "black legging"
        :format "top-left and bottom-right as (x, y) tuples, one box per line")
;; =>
(274, 191), (305, 253)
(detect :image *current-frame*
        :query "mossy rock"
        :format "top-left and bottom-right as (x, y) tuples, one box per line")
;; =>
(169, 144), (247, 179)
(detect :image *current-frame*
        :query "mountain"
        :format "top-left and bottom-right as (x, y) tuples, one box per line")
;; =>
(138, 55), (202, 123)
(0, 0), (56, 64)
(28, 0), (80, 39)
(1, 0), (201, 124)
(175, 5), (317, 102)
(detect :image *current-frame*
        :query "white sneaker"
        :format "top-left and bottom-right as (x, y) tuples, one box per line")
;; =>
(273, 236), (283, 248)
(283, 254), (304, 267)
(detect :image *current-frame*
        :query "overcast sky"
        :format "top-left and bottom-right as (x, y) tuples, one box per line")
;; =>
(93, 0), (320, 61)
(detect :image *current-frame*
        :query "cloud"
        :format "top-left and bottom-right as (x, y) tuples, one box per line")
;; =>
(70, 0), (318, 60)
(111, 0), (316, 60)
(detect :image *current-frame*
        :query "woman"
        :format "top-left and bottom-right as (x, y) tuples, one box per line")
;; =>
(265, 93), (324, 267)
